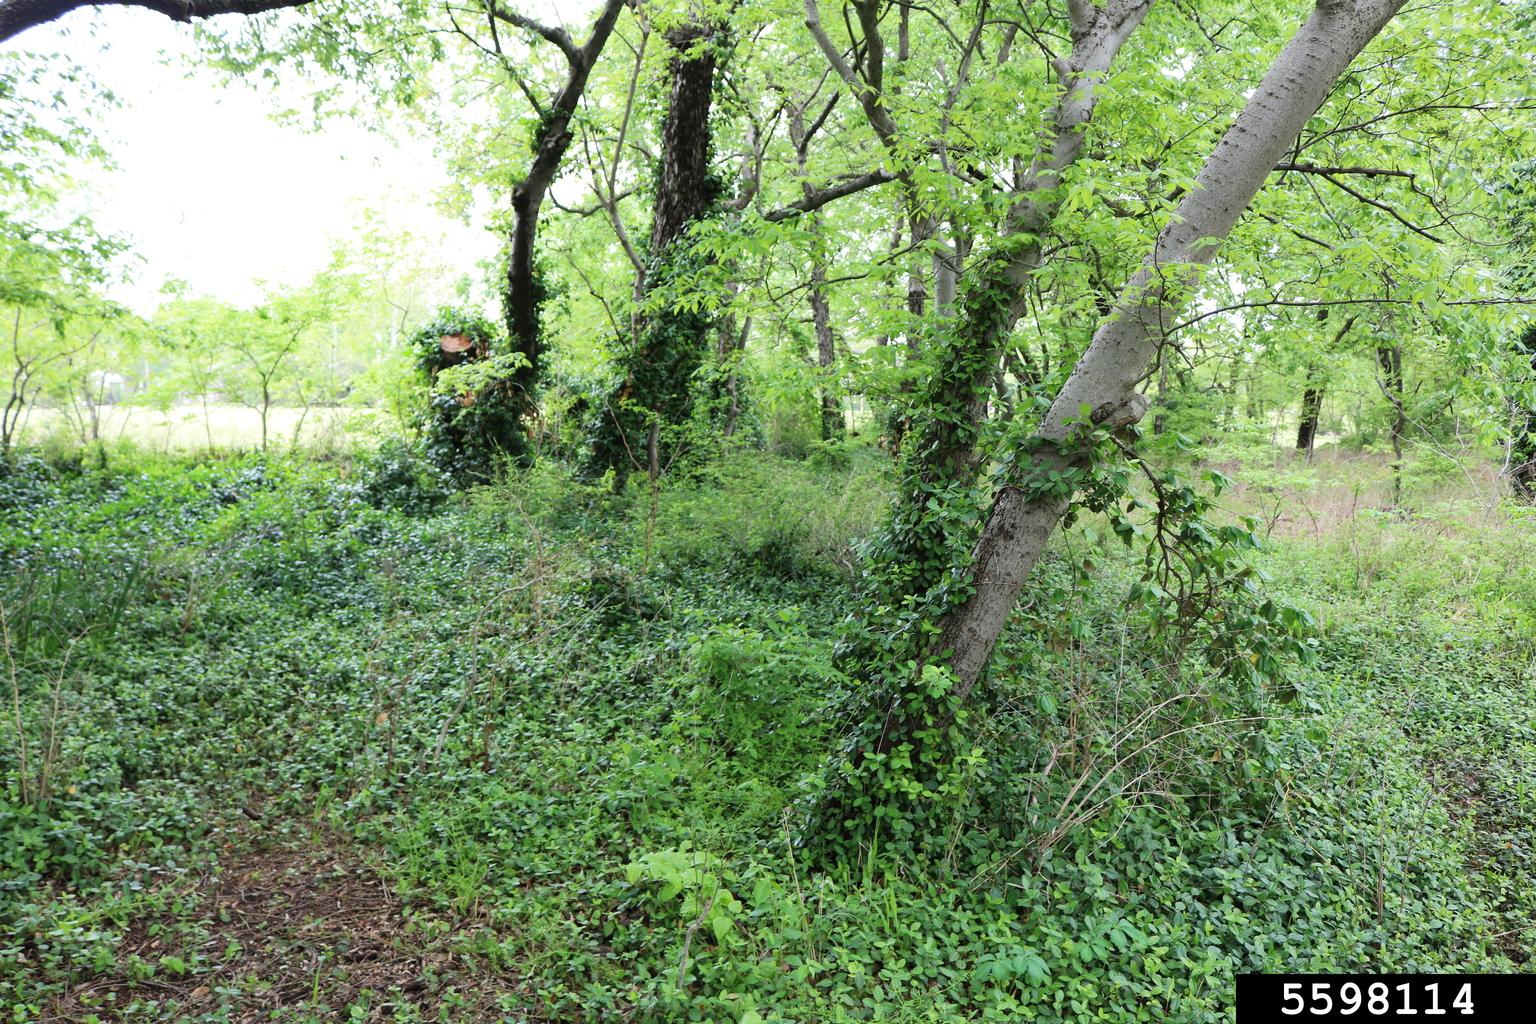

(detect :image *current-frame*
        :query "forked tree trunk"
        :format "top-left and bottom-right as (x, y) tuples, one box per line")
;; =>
(846, 0), (1154, 621)
(907, 0), (1154, 489)
(917, 0), (1407, 721)
(503, 0), (627, 445)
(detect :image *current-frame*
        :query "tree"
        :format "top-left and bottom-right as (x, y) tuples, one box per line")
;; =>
(153, 296), (238, 452)
(220, 283), (337, 451)
(587, 17), (727, 484)
(881, 0), (1410, 754)
(1, 51), (125, 453)
(497, 0), (628, 448)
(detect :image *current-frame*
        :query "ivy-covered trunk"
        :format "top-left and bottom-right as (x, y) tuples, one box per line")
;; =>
(501, 0), (627, 457)
(588, 24), (723, 482)
(834, 1), (1154, 683)
(819, 0), (1407, 843)
(1297, 375), (1324, 453)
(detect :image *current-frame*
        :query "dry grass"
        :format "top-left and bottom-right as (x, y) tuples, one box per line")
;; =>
(1216, 447), (1511, 540)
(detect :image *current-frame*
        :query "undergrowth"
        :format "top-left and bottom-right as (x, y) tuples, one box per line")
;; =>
(0, 442), (1530, 1021)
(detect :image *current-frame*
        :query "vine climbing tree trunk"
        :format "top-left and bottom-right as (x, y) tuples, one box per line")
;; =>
(892, 0), (1409, 740)
(590, 22), (724, 481)
(1297, 374), (1324, 454)
(836, 0), (1154, 630)
(1513, 326), (1536, 502)
(1377, 342), (1406, 505)
(502, 0), (627, 449)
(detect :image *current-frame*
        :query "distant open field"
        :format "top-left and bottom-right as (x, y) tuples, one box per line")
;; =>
(15, 403), (386, 451)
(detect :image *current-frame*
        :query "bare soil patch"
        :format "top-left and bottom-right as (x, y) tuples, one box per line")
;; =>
(45, 827), (517, 1022)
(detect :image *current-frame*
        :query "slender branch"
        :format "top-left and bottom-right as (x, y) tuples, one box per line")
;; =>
(1170, 295), (1536, 334)
(1313, 170), (1444, 243)
(1274, 161), (1414, 179)
(763, 169), (897, 221)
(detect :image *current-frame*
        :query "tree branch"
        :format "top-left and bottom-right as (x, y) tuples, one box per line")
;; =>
(763, 169), (897, 221)
(1170, 295), (1536, 334)
(1274, 161), (1414, 179)
(1314, 170), (1444, 242)
(486, 0), (579, 65)
(0, 0), (313, 43)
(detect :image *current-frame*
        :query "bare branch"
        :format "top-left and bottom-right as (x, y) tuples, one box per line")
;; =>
(1274, 161), (1414, 179)
(486, 0), (579, 64)
(0, 0), (314, 43)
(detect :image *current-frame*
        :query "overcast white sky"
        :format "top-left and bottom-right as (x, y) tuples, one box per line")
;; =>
(4, 5), (497, 314)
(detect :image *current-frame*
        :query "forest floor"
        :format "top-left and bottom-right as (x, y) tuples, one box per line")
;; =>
(1, 443), (1532, 1022)
(43, 820), (503, 1022)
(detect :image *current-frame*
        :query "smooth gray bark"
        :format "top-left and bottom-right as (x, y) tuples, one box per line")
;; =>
(936, 0), (1407, 698)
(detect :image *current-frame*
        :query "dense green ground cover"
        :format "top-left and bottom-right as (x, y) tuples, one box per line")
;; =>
(1, 445), (1531, 1022)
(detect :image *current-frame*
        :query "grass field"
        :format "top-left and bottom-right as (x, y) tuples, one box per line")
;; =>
(15, 403), (382, 452)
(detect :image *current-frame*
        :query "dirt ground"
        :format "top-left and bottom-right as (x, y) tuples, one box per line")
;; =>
(44, 828), (521, 1023)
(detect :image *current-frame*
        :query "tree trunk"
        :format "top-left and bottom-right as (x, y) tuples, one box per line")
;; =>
(1512, 326), (1536, 502)
(1153, 355), (1171, 435)
(1296, 372), (1324, 454)
(1377, 342), (1406, 505)
(810, 260), (842, 441)
(503, 0), (627, 452)
(589, 23), (723, 482)
(787, 97), (844, 443)
(259, 385), (270, 452)
(717, 312), (750, 439)
(894, 0), (1408, 737)
(841, 0), (1154, 630)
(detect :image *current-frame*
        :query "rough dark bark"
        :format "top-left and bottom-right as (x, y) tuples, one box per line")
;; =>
(0, 0), (311, 42)
(588, 23), (723, 481)
(503, 0), (627, 444)
(904, 0), (1408, 734)
(649, 25), (719, 256)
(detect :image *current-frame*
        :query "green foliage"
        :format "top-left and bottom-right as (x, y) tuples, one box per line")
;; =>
(409, 306), (526, 483)
(0, 447), (1531, 1019)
